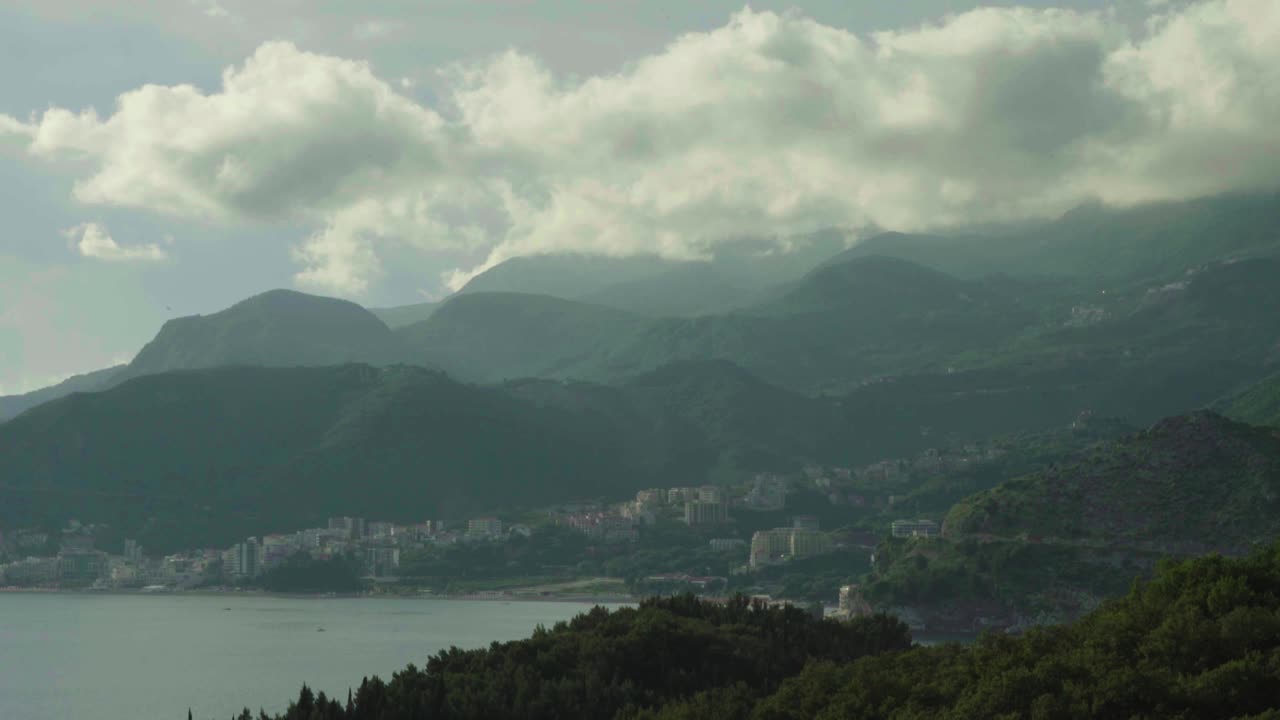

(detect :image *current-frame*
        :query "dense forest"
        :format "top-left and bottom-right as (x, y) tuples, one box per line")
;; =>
(233, 545), (1280, 720)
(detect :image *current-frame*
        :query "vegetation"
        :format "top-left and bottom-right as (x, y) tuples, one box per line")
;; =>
(259, 553), (365, 594)
(1226, 372), (1280, 429)
(256, 595), (911, 720)
(945, 411), (1280, 552)
(246, 545), (1280, 719)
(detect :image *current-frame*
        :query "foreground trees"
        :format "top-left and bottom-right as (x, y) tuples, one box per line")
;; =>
(246, 545), (1280, 719)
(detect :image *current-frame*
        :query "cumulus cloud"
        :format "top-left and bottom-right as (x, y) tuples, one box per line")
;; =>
(64, 222), (168, 262)
(15, 1), (1280, 295)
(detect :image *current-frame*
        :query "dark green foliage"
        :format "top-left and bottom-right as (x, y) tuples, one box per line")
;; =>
(946, 411), (1280, 552)
(1226, 373), (1280, 429)
(253, 547), (1280, 719)
(748, 544), (1280, 719)
(262, 595), (911, 720)
(259, 553), (365, 594)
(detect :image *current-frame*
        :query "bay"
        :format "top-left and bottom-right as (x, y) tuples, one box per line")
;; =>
(0, 592), (621, 720)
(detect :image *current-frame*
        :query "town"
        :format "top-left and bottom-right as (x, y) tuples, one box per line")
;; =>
(0, 440), (995, 606)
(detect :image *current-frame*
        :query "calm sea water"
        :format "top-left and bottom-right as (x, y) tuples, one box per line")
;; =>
(0, 592), (620, 720)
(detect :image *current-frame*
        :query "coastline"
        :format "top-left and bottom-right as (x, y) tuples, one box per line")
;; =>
(0, 585), (636, 604)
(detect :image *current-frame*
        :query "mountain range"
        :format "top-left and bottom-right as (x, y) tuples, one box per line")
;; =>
(2, 191), (1280, 551)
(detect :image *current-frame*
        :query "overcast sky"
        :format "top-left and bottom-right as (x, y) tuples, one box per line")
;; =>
(1, 0), (1277, 394)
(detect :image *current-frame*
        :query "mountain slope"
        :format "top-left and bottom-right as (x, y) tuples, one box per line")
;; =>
(0, 365), (640, 551)
(367, 301), (439, 329)
(398, 292), (648, 383)
(944, 411), (1280, 552)
(0, 365), (123, 422)
(1225, 373), (1280, 428)
(121, 289), (412, 380)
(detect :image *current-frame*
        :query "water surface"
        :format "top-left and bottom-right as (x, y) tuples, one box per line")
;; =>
(0, 592), (617, 720)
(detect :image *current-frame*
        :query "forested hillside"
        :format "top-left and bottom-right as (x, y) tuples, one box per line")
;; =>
(248, 545), (1280, 720)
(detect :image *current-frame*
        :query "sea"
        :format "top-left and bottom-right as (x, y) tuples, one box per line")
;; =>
(0, 592), (621, 720)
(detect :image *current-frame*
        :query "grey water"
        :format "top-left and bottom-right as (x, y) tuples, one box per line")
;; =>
(0, 592), (619, 720)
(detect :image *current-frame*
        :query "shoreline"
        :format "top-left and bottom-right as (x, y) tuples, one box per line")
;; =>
(0, 585), (636, 604)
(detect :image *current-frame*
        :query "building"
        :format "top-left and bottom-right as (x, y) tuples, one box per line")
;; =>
(2, 557), (59, 585)
(57, 551), (108, 584)
(667, 487), (699, 505)
(838, 585), (874, 618)
(261, 534), (300, 571)
(223, 537), (262, 579)
(750, 529), (793, 569)
(684, 500), (729, 526)
(750, 528), (833, 569)
(366, 521), (395, 539)
(563, 512), (637, 543)
(788, 530), (832, 559)
(123, 539), (144, 564)
(698, 485), (727, 504)
(709, 538), (746, 552)
(467, 517), (504, 539)
(792, 515), (820, 531)
(328, 516), (366, 540)
(891, 519), (941, 539)
(635, 489), (665, 509)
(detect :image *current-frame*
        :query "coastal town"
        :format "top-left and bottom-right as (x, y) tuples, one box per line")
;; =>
(0, 446), (964, 607)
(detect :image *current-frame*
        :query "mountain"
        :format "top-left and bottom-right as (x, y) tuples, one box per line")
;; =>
(829, 192), (1280, 286)
(367, 301), (439, 329)
(579, 263), (764, 316)
(590, 256), (1040, 393)
(1225, 373), (1280, 428)
(456, 230), (848, 317)
(944, 411), (1280, 553)
(0, 365), (641, 552)
(503, 359), (853, 483)
(0, 360), (884, 551)
(0, 365), (123, 423)
(120, 289), (413, 380)
(398, 292), (647, 383)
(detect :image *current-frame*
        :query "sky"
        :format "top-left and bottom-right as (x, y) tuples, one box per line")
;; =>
(1, 0), (1278, 394)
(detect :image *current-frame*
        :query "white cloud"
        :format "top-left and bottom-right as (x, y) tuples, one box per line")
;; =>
(64, 222), (168, 262)
(15, 1), (1280, 296)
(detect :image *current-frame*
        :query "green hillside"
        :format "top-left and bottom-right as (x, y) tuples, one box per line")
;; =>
(0, 365), (637, 551)
(0, 365), (123, 422)
(1225, 373), (1280, 428)
(0, 361), (889, 551)
(398, 292), (648, 383)
(945, 411), (1280, 552)
(254, 547), (1280, 720)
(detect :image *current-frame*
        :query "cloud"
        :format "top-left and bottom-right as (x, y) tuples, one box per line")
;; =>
(64, 222), (168, 262)
(14, 1), (1280, 296)
(0, 114), (35, 150)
